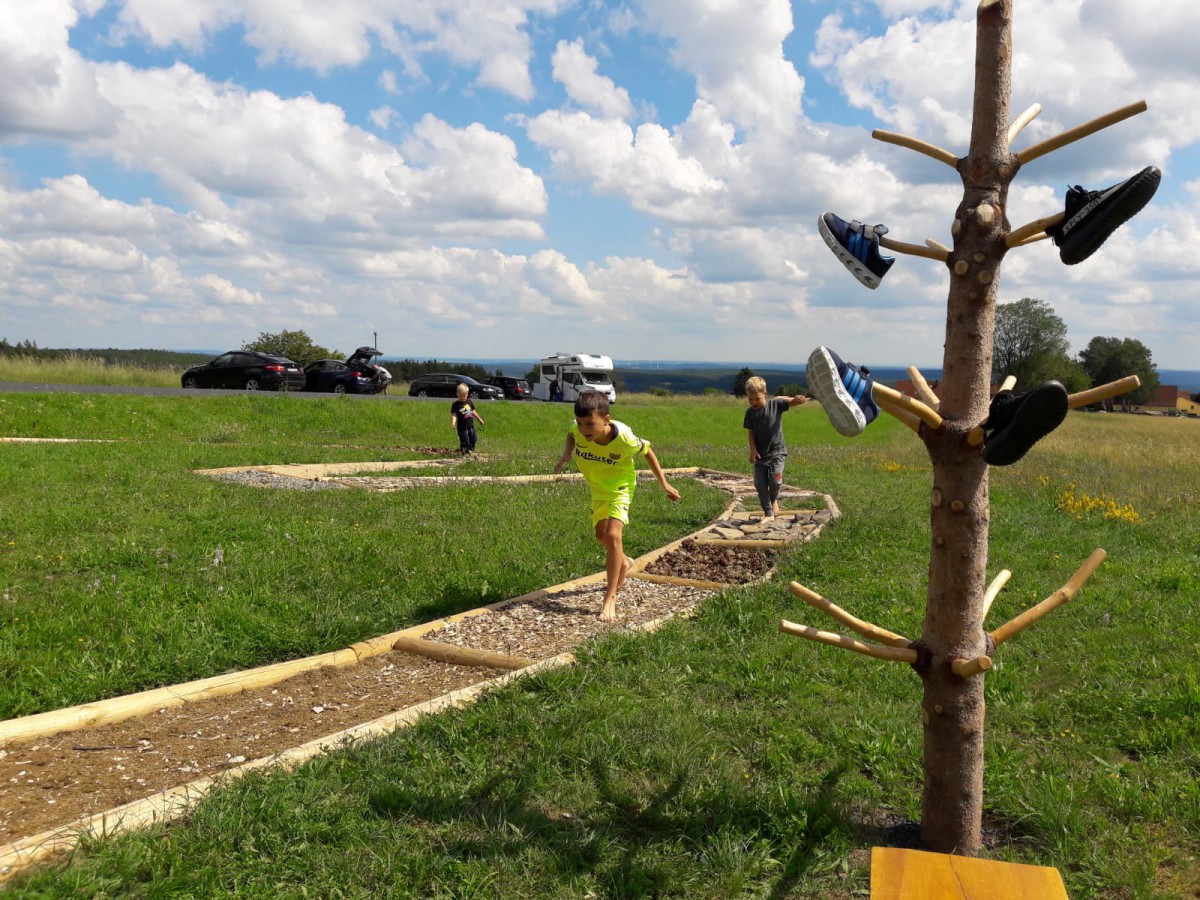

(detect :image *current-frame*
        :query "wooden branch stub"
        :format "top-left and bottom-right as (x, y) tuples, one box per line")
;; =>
(779, 620), (919, 664)
(951, 656), (993, 678)
(990, 549), (1107, 646)
(788, 582), (912, 648)
(1016, 100), (1148, 166)
(879, 234), (951, 262)
(907, 366), (941, 410)
(1006, 102), (1043, 145)
(982, 568), (1012, 621)
(872, 129), (959, 168)
(999, 375), (1017, 392)
(875, 396), (923, 435)
(1005, 213), (1064, 247)
(926, 238), (953, 255)
(1068, 375), (1141, 409)
(873, 382), (944, 430)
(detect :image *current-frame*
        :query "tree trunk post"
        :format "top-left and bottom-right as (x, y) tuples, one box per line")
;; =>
(916, 0), (1014, 855)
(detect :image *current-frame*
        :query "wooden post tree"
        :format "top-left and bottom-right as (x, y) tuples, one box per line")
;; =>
(780, 0), (1147, 854)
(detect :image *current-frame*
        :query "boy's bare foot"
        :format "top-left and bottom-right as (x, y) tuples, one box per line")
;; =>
(773, 501), (781, 515)
(761, 514), (774, 523)
(599, 597), (618, 622)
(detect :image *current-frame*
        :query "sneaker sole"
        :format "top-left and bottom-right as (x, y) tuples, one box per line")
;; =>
(982, 385), (1068, 466)
(806, 347), (866, 437)
(818, 215), (882, 289)
(1058, 168), (1161, 265)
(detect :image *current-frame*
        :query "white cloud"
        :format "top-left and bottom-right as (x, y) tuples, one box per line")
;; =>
(551, 38), (633, 119)
(369, 106), (397, 130)
(111, 0), (569, 98)
(0, 0), (118, 139)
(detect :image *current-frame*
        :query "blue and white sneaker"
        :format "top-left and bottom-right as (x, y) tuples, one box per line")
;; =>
(818, 213), (895, 289)
(806, 346), (879, 437)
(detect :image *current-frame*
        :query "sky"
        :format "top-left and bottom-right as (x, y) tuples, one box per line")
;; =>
(1, 0), (1198, 370)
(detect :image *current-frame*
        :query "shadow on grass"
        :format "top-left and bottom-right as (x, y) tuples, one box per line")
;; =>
(367, 757), (862, 897)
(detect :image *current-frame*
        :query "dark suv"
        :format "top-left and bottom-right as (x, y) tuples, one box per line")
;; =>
(181, 351), (306, 391)
(407, 374), (503, 399)
(485, 376), (532, 400)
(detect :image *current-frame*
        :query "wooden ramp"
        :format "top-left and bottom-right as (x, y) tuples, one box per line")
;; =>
(871, 847), (1068, 899)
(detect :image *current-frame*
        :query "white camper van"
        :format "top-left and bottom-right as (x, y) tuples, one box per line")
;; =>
(532, 353), (617, 404)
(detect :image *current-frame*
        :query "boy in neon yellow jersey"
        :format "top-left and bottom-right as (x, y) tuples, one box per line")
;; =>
(553, 391), (681, 621)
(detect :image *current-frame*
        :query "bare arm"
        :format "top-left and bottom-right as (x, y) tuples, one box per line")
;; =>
(747, 427), (760, 462)
(643, 446), (680, 501)
(473, 406), (486, 426)
(787, 394), (808, 408)
(553, 433), (575, 474)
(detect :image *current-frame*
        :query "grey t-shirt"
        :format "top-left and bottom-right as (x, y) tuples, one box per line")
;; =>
(744, 397), (791, 460)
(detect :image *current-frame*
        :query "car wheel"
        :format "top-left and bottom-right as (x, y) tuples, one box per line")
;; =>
(245, 378), (261, 390)
(333, 384), (347, 395)
(417, 389), (429, 397)
(182, 376), (199, 389)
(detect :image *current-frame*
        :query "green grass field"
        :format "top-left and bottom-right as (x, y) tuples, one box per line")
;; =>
(0, 378), (1197, 898)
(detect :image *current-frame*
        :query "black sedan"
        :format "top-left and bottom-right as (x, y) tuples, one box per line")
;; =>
(407, 373), (503, 399)
(181, 351), (306, 391)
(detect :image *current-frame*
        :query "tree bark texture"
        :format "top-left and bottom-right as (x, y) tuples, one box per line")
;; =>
(917, 0), (1015, 855)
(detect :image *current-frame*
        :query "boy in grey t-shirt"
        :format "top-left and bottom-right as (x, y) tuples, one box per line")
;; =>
(743, 376), (807, 520)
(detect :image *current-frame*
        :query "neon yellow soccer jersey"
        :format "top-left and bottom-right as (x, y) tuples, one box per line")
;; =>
(568, 419), (649, 495)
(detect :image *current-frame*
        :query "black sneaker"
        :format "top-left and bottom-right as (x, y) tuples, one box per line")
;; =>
(806, 346), (879, 437)
(818, 213), (895, 289)
(1044, 167), (1161, 265)
(981, 382), (1069, 466)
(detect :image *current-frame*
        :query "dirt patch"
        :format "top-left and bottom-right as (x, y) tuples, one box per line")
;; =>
(0, 652), (494, 845)
(643, 539), (775, 584)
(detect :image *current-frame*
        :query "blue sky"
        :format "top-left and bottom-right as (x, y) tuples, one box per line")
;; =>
(1, 0), (1197, 369)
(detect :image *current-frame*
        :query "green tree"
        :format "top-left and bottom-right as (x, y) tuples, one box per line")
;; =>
(992, 298), (1077, 388)
(242, 330), (339, 366)
(1078, 336), (1159, 410)
(731, 367), (754, 397)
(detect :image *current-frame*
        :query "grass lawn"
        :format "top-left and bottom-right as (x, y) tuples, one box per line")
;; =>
(0, 386), (1197, 898)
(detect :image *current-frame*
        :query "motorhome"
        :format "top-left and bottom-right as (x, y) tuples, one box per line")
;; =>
(532, 353), (617, 403)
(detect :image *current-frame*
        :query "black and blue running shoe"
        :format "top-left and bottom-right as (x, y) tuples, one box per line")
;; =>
(806, 346), (879, 437)
(981, 381), (1069, 466)
(1045, 167), (1160, 265)
(818, 212), (895, 289)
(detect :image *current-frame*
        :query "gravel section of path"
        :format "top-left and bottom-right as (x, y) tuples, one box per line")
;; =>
(0, 652), (495, 844)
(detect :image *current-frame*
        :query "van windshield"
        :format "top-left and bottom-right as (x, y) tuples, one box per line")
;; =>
(583, 372), (611, 385)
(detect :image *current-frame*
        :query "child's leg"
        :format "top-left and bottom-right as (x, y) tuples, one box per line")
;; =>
(594, 517), (631, 622)
(467, 423), (478, 453)
(768, 459), (784, 515)
(752, 463), (773, 516)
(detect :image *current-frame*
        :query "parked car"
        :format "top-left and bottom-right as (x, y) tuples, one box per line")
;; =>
(407, 373), (503, 399)
(485, 375), (532, 400)
(181, 351), (306, 391)
(304, 347), (388, 394)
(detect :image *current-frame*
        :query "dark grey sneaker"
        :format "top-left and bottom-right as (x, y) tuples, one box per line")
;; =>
(1045, 167), (1161, 265)
(982, 381), (1069, 466)
(806, 346), (879, 437)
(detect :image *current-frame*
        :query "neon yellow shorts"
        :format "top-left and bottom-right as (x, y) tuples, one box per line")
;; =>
(590, 485), (633, 526)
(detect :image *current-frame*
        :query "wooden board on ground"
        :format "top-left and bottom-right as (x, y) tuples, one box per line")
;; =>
(870, 847), (1068, 899)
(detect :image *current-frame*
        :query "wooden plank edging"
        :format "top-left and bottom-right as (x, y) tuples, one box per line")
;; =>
(0, 599), (704, 884)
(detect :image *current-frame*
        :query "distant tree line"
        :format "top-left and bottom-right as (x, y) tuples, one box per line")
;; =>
(0, 339), (210, 369)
